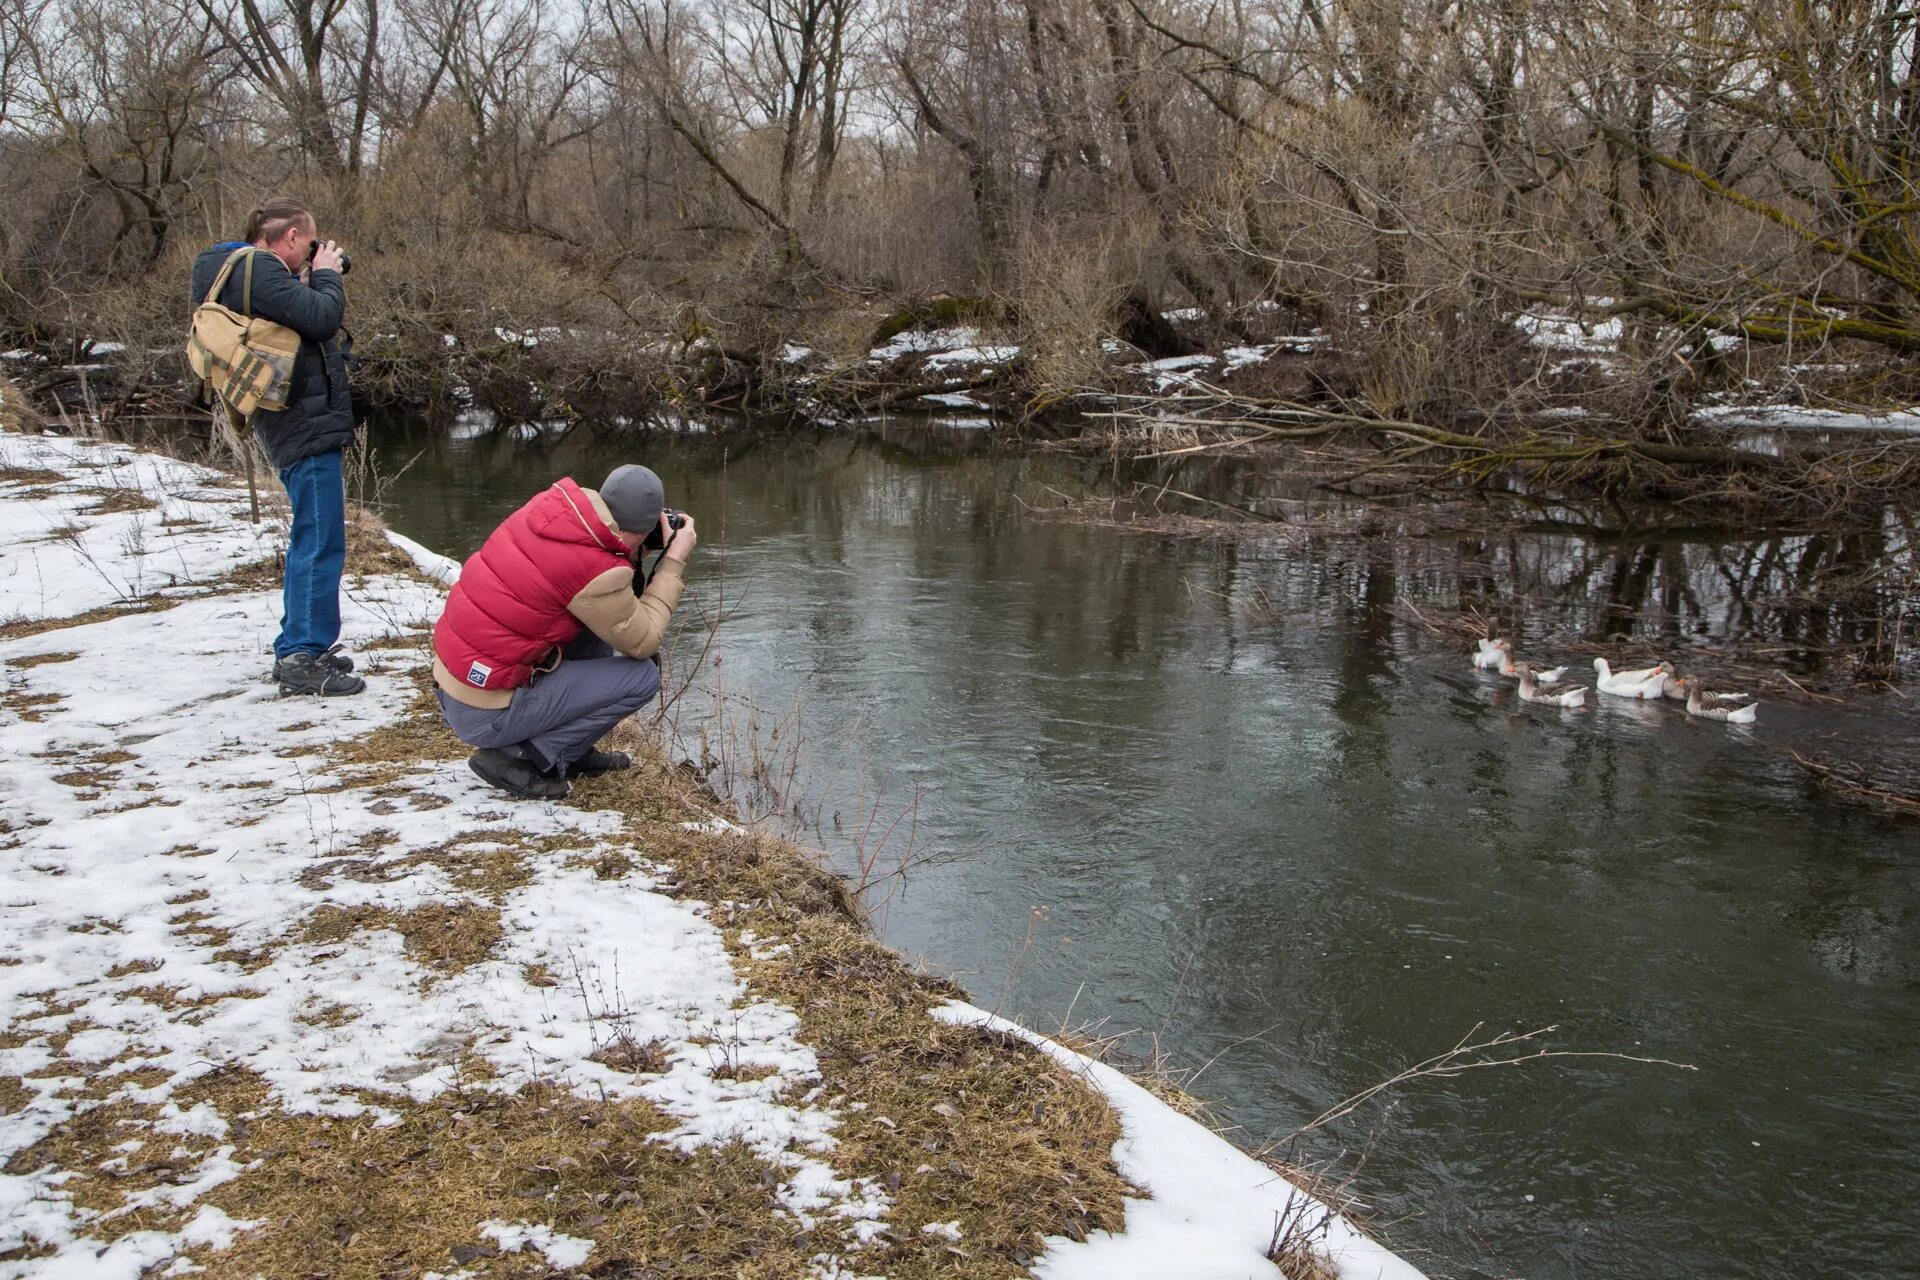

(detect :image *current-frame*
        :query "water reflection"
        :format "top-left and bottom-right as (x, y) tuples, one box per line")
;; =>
(373, 418), (1920, 1280)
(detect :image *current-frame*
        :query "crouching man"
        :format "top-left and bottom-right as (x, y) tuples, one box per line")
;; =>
(430, 464), (696, 799)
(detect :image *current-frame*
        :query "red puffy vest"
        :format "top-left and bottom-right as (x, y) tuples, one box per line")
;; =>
(433, 477), (631, 692)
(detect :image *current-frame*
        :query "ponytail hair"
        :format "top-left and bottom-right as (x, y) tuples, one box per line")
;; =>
(243, 197), (313, 246)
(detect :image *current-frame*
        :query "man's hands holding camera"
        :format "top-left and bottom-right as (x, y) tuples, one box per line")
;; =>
(655, 510), (696, 563)
(308, 240), (349, 275)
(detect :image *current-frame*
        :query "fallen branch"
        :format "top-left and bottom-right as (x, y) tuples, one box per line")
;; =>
(1265, 1023), (1696, 1150)
(1790, 751), (1920, 817)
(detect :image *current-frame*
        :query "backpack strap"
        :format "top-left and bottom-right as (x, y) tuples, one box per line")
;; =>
(202, 246), (261, 312)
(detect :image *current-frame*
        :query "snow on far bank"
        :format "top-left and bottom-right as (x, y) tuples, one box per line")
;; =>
(866, 327), (1022, 370)
(1516, 308), (1622, 353)
(934, 1002), (1426, 1280)
(1143, 354), (1218, 391)
(923, 344), (1020, 370)
(1693, 403), (1920, 435)
(868, 326), (984, 363)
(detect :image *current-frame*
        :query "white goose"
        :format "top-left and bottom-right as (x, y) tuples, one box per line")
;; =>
(1592, 657), (1673, 699)
(1501, 654), (1568, 685)
(1513, 662), (1587, 708)
(1473, 637), (1511, 671)
(1677, 677), (1759, 725)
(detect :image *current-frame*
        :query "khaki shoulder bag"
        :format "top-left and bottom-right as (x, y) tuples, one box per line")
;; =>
(186, 247), (302, 418)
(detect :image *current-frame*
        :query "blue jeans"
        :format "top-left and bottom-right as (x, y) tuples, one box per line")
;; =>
(275, 449), (347, 660)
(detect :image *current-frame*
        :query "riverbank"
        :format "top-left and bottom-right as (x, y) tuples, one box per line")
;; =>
(0, 429), (1423, 1280)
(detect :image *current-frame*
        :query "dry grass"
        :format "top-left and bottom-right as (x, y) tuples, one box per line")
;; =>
(394, 901), (506, 977)
(0, 597), (179, 641)
(567, 749), (1130, 1274)
(10, 650), (79, 667)
(72, 487), (160, 515)
(0, 466), (65, 486)
(0, 687), (64, 722)
(0, 384), (47, 434)
(194, 1073), (818, 1279)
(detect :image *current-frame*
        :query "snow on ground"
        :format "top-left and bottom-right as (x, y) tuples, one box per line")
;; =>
(935, 1004), (1425, 1280)
(0, 435), (278, 624)
(0, 431), (1427, 1280)
(0, 433), (889, 1276)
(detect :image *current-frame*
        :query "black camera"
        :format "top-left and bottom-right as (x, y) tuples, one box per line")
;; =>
(641, 508), (687, 551)
(306, 239), (352, 275)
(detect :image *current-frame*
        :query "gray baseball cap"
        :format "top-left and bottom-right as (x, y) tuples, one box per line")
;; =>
(600, 464), (665, 533)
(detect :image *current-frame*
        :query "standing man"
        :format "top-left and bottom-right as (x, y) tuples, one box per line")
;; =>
(430, 465), (697, 800)
(191, 196), (362, 696)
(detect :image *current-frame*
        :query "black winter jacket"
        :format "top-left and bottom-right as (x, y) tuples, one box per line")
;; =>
(190, 244), (354, 469)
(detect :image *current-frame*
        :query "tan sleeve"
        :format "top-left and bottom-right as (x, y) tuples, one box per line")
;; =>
(567, 557), (686, 660)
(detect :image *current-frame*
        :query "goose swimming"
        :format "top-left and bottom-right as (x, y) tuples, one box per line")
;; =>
(1593, 657), (1672, 699)
(1513, 661), (1588, 708)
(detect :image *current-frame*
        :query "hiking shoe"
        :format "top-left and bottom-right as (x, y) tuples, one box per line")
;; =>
(266, 645), (354, 683)
(569, 749), (633, 777)
(469, 747), (569, 800)
(276, 651), (367, 697)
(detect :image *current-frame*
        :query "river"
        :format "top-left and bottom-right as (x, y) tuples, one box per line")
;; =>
(371, 415), (1920, 1280)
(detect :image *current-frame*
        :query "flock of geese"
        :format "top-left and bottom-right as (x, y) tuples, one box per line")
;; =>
(1473, 637), (1760, 725)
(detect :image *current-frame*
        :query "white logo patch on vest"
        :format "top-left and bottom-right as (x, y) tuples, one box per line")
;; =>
(466, 660), (494, 687)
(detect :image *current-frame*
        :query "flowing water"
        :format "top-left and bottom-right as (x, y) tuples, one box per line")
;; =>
(373, 416), (1920, 1280)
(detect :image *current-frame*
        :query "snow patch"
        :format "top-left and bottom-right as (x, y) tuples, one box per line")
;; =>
(932, 1002), (1426, 1280)
(1693, 404), (1920, 435)
(479, 1220), (595, 1270)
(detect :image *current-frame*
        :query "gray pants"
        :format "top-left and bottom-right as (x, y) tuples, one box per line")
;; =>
(436, 633), (660, 775)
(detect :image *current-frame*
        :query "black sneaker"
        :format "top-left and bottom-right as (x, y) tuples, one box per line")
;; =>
(469, 747), (569, 800)
(569, 749), (632, 777)
(276, 651), (367, 697)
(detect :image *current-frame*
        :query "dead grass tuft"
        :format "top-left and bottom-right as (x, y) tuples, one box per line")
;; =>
(192, 1079), (818, 1279)
(299, 903), (396, 947)
(75, 488), (160, 515)
(10, 651), (78, 667)
(1, 689), (64, 722)
(0, 382), (45, 434)
(210, 554), (284, 593)
(123, 985), (266, 1011)
(0, 597), (179, 641)
(329, 672), (466, 781)
(105, 959), (163, 979)
(588, 1035), (671, 1076)
(0, 467), (65, 486)
(394, 901), (505, 977)
(0, 1075), (33, 1115)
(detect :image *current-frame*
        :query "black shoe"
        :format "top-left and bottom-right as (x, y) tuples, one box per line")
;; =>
(266, 645), (354, 683)
(569, 749), (632, 777)
(275, 651), (367, 697)
(469, 747), (569, 800)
